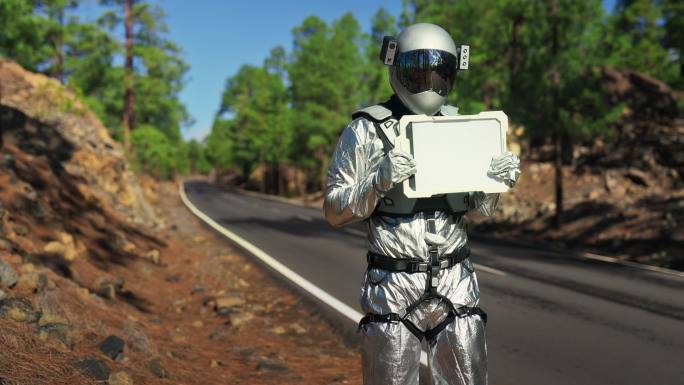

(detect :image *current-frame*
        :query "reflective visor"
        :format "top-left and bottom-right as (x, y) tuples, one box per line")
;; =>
(394, 49), (457, 96)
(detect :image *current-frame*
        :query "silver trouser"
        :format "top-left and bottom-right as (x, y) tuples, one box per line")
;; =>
(359, 260), (487, 385)
(324, 118), (496, 385)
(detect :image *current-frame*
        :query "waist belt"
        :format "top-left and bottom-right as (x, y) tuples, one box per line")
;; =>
(366, 246), (471, 274)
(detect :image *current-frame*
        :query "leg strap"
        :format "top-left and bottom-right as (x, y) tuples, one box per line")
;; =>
(357, 312), (424, 341)
(424, 306), (488, 342)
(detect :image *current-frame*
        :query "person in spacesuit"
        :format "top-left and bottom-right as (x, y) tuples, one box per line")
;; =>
(323, 23), (520, 385)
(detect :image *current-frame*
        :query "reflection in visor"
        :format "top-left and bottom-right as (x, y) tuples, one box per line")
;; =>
(394, 49), (457, 96)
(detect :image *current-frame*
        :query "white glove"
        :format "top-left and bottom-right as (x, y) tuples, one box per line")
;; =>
(487, 151), (521, 187)
(373, 148), (417, 193)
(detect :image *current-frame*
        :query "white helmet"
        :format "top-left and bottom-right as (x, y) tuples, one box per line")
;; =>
(383, 23), (462, 115)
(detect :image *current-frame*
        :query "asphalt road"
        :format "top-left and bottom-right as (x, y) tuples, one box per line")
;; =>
(184, 181), (684, 385)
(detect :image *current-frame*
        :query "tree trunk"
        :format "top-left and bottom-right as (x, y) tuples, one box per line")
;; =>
(122, 0), (136, 155)
(278, 163), (285, 196)
(271, 161), (279, 195)
(508, 13), (523, 105)
(550, 0), (563, 228)
(49, 7), (65, 83)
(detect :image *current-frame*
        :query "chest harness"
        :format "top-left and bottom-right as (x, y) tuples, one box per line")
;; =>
(354, 99), (487, 342)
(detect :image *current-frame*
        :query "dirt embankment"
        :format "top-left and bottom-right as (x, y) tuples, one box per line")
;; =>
(0, 60), (359, 384)
(472, 67), (684, 270)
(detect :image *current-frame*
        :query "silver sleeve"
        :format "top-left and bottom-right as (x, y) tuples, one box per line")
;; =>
(324, 119), (382, 227)
(468, 192), (500, 217)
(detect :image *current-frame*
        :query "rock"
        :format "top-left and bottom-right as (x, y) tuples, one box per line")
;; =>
(0, 298), (39, 323)
(73, 357), (110, 381)
(38, 297), (68, 326)
(37, 273), (49, 293)
(76, 287), (91, 300)
(192, 320), (204, 329)
(38, 323), (72, 348)
(122, 241), (137, 253)
(122, 323), (154, 354)
(256, 358), (289, 372)
(625, 167), (651, 186)
(12, 223), (28, 237)
(215, 296), (245, 316)
(99, 335), (125, 360)
(170, 328), (186, 343)
(210, 359), (221, 368)
(271, 326), (287, 335)
(95, 277), (123, 300)
(232, 346), (257, 356)
(108, 371), (134, 385)
(0, 261), (18, 288)
(144, 249), (161, 265)
(208, 325), (233, 341)
(290, 323), (307, 334)
(17, 271), (40, 292)
(191, 285), (205, 294)
(148, 357), (169, 378)
(0, 238), (12, 251)
(230, 312), (254, 328)
(172, 298), (187, 312)
(97, 282), (117, 300)
(0, 289), (6, 300)
(43, 241), (65, 256)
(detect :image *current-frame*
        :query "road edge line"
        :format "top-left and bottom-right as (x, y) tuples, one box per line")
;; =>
(178, 181), (364, 324)
(180, 181), (435, 368)
(202, 182), (684, 279)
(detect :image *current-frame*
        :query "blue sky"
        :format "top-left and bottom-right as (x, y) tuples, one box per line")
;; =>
(77, 0), (403, 141)
(76, 0), (616, 142)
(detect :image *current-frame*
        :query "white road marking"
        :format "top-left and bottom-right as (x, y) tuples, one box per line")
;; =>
(345, 228), (367, 237)
(181, 182), (495, 369)
(473, 263), (507, 276)
(180, 182), (364, 324)
(582, 252), (684, 278)
(296, 214), (313, 222)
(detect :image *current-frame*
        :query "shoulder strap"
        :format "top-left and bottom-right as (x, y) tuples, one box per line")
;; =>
(352, 104), (396, 154)
(352, 104), (393, 122)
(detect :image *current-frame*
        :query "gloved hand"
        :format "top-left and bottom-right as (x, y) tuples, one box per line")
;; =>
(372, 148), (417, 193)
(487, 151), (521, 187)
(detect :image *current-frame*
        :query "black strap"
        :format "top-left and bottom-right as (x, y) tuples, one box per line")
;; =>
(366, 246), (470, 274)
(423, 306), (488, 341)
(358, 305), (487, 342)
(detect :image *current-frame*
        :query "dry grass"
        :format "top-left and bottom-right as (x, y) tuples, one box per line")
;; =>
(0, 320), (95, 385)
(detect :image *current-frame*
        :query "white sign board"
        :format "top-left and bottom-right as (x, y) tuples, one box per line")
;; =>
(395, 111), (509, 198)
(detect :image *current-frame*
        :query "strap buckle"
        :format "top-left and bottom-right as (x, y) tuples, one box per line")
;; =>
(417, 262), (428, 272)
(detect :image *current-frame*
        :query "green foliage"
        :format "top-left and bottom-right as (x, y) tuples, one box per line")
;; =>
(605, 0), (678, 83)
(98, 1), (190, 143)
(131, 125), (183, 179)
(288, 14), (364, 186)
(187, 139), (211, 174)
(0, 0), (193, 179)
(206, 62), (291, 179)
(0, 0), (51, 70)
(4, 0), (683, 186)
(361, 8), (397, 106)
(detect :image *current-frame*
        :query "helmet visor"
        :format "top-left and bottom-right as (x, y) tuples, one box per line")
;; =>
(394, 49), (457, 96)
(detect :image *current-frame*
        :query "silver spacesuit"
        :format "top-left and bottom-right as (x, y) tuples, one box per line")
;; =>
(324, 23), (520, 385)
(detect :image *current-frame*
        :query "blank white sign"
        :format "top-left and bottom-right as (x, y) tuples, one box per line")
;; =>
(397, 111), (509, 198)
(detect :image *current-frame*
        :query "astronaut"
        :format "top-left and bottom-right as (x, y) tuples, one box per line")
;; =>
(324, 23), (520, 385)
